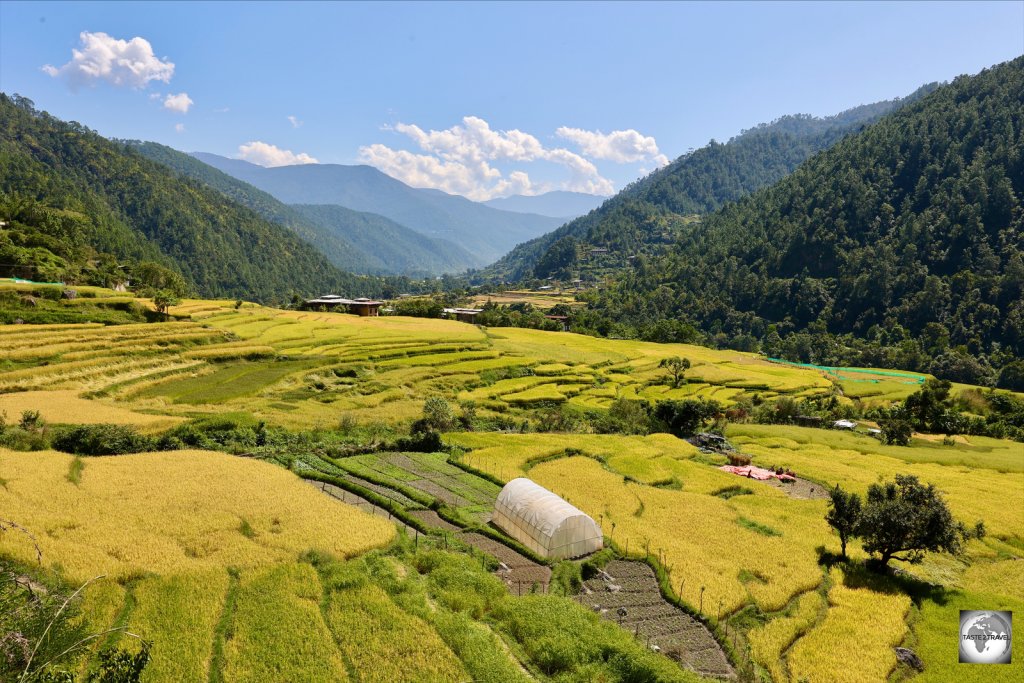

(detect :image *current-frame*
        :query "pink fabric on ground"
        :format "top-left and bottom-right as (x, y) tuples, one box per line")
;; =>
(719, 465), (796, 482)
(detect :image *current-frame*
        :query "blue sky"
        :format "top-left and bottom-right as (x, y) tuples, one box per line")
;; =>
(1, 1), (1021, 200)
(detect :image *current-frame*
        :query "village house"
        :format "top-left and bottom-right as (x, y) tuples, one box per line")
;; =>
(303, 295), (384, 316)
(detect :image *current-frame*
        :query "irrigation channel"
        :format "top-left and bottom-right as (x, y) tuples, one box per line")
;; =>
(307, 452), (731, 678)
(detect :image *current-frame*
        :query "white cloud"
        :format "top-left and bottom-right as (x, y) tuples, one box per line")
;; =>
(148, 92), (162, 101)
(237, 141), (318, 167)
(358, 115), (614, 200)
(163, 92), (193, 114)
(213, 106), (230, 113)
(556, 126), (669, 167)
(287, 115), (302, 128)
(174, 123), (185, 133)
(42, 31), (174, 89)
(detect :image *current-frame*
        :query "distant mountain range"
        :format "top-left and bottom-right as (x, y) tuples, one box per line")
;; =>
(192, 154), (567, 265)
(127, 142), (477, 276)
(483, 191), (608, 218)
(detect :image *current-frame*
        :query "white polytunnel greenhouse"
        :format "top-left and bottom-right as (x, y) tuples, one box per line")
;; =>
(491, 478), (604, 560)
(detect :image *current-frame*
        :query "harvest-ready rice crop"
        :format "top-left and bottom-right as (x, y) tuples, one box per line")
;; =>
(748, 590), (825, 683)
(222, 563), (349, 682)
(0, 448), (395, 581)
(786, 569), (910, 683)
(325, 583), (467, 682)
(126, 571), (229, 682)
(726, 424), (1024, 539)
(529, 456), (824, 612)
(0, 390), (184, 429)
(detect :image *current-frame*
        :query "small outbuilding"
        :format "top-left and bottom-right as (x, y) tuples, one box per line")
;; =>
(492, 478), (603, 560)
(442, 307), (483, 324)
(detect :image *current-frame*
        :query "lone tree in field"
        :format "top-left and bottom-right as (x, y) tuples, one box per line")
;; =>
(879, 417), (913, 446)
(659, 357), (691, 388)
(856, 474), (975, 567)
(420, 396), (457, 432)
(153, 290), (179, 320)
(826, 485), (862, 559)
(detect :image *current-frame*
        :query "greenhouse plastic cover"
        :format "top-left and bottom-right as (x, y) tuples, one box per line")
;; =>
(492, 478), (603, 560)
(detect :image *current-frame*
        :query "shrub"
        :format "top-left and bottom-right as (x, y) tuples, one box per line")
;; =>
(51, 424), (154, 455)
(651, 399), (722, 437)
(726, 453), (752, 466)
(879, 418), (913, 446)
(19, 409), (43, 431)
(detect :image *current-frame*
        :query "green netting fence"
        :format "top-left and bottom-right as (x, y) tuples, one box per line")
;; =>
(767, 358), (926, 385)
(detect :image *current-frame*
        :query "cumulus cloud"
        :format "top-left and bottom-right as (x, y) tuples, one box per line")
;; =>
(287, 115), (302, 128)
(358, 116), (614, 200)
(42, 31), (174, 89)
(556, 126), (669, 167)
(163, 92), (193, 114)
(174, 123), (185, 133)
(237, 141), (318, 167)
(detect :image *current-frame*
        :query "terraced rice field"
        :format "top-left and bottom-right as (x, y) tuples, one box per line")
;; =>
(450, 425), (1024, 682)
(0, 447), (400, 681)
(327, 451), (501, 523)
(0, 300), (837, 432)
(0, 449), (395, 580)
(2, 288), (1021, 682)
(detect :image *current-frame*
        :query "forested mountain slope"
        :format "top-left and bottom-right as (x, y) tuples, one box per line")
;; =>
(192, 153), (564, 264)
(290, 203), (475, 275)
(128, 142), (476, 275)
(0, 94), (390, 301)
(482, 84), (939, 281)
(576, 58), (1024, 385)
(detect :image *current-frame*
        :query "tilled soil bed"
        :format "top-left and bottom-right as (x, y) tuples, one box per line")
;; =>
(407, 509), (461, 532)
(459, 531), (552, 590)
(580, 560), (734, 679)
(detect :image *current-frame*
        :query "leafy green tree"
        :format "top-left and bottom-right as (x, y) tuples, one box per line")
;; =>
(825, 485), (862, 559)
(421, 396), (457, 432)
(857, 474), (970, 567)
(651, 399), (721, 438)
(879, 418), (913, 446)
(533, 236), (579, 280)
(607, 398), (651, 435)
(658, 357), (691, 388)
(131, 261), (189, 297)
(152, 291), (179, 320)
(902, 379), (953, 433)
(997, 360), (1024, 392)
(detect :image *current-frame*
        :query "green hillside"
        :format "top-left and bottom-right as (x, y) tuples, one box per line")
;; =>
(291, 203), (478, 275)
(0, 94), (391, 301)
(481, 85), (938, 281)
(571, 58), (1024, 386)
(194, 152), (565, 264)
(127, 142), (480, 276)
